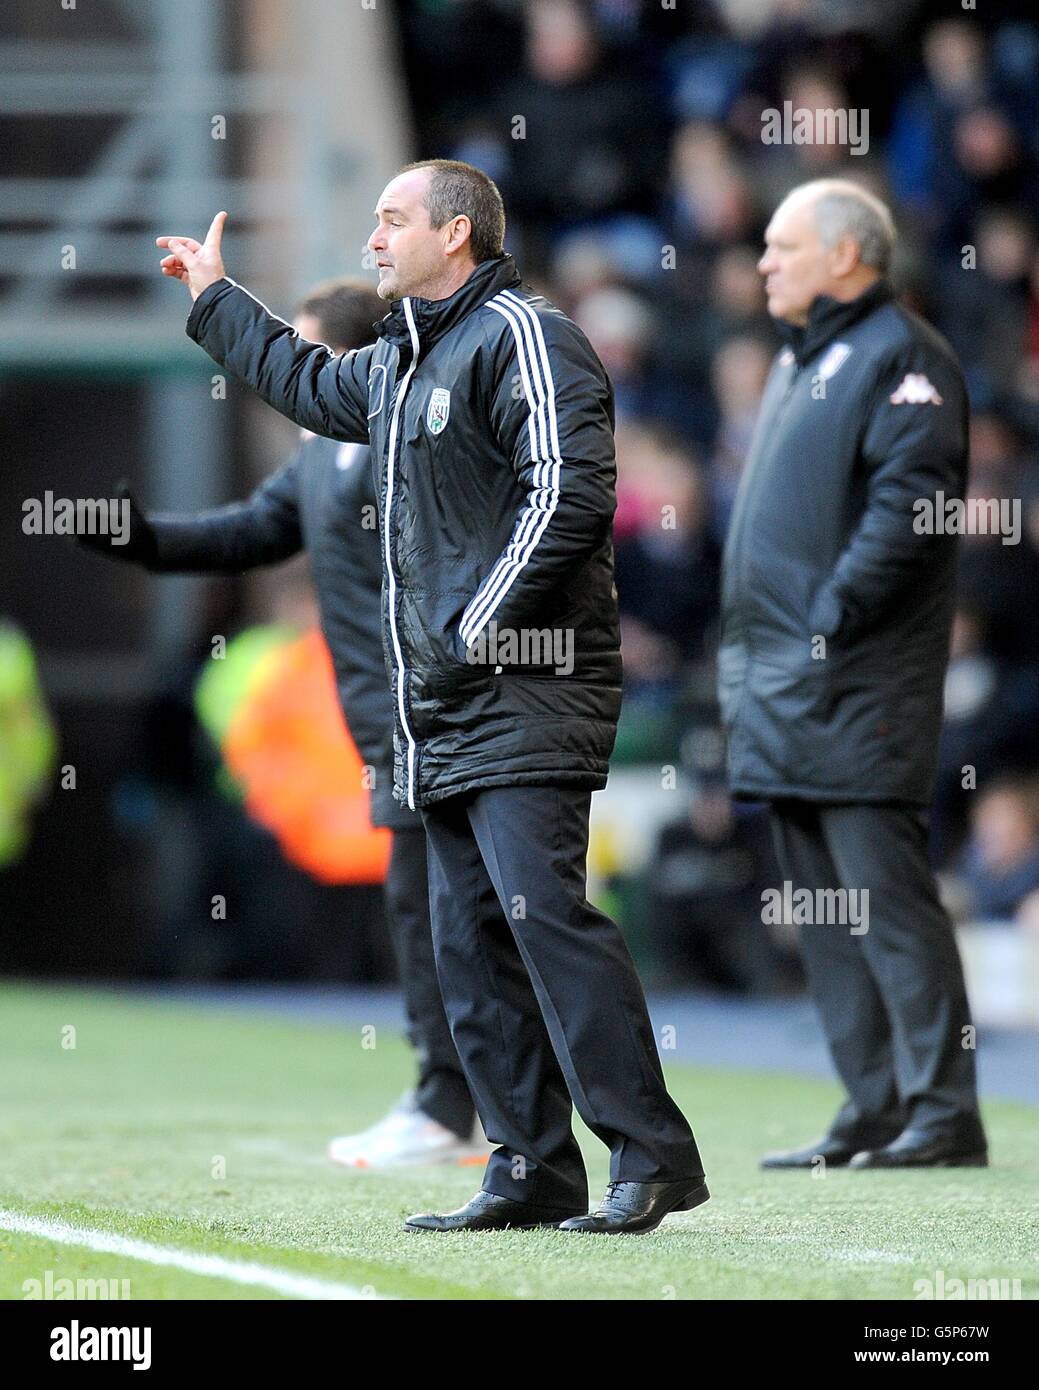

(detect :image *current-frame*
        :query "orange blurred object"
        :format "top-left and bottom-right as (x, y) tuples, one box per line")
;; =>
(223, 628), (391, 884)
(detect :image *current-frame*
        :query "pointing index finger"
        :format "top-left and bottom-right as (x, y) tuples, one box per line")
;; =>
(204, 210), (228, 249)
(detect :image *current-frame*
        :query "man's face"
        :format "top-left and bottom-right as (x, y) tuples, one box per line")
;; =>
(757, 194), (835, 326)
(367, 169), (448, 301)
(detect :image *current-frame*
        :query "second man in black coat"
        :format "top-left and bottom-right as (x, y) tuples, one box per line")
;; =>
(720, 178), (987, 1170)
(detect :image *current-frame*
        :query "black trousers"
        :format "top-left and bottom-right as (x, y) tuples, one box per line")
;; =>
(383, 826), (475, 1139)
(770, 799), (985, 1145)
(421, 784), (704, 1210)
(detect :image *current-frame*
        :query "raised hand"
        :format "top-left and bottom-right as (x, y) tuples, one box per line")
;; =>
(156, 210), (228, 301)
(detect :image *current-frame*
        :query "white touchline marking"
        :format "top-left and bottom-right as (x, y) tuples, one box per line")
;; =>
(0, 1209), (394, 1300)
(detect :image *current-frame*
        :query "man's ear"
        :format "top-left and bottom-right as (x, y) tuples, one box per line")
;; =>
(446, 215), (472, 256)
(830, 234), (862, 279)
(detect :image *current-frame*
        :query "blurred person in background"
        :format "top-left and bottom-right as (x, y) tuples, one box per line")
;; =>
(887, 18), (990, 231)
(937, 210), (1037, 402)
(955, 451), (1039, 667)
(77, 278), (486, 1173)
(573, 287), (656, 424)
(613, 432), (720, 704)
(665, 120), (756, 259)
(494, 0), (667, 266)
(645, 757), (795, 996)
(890, 18), (1039, 253)
(932, 603), (1039, 865)
(0, 620), (58, 870)
(771, 66), (872, 185)
(957, 777), (1039, 925)
(719, 178), (987, 1170)
(194, 582), (389, 888)
(706, 331), (773, 537)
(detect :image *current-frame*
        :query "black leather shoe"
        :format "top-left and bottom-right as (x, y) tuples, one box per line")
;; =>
(558, 1178), (709, 1234)
(761, 1127), (902, 1169)
(849, 1128), (989, 1169)
(404, 1189), (584, 1232)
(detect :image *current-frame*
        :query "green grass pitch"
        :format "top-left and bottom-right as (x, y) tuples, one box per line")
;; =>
(1, 983), (1035, 1300)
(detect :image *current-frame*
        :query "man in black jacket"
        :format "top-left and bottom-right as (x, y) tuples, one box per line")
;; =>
(155, 159), (707, 1233)
(719, 179), (987, 1169)
(79, 278), (486, 1171)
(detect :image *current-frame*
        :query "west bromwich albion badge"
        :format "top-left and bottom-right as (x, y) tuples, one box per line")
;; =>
(426, 387), (451, 435)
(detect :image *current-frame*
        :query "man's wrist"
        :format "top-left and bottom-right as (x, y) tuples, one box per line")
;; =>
(191, 274), (223, 303)
(185, 275), (232, 336)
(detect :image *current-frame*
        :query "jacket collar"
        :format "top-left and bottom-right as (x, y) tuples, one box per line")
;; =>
(777, 277), (893, 366)
(374, 254), (524, 359)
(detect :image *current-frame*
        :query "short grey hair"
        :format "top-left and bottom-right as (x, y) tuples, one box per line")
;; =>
(805, 180), (897, 272)
(397, 158), (506, 265)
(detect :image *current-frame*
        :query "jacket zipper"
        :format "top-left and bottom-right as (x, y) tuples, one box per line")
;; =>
(383, 298), (421, 810)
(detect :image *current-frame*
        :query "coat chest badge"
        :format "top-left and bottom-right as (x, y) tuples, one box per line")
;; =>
(426, 387), (451, 435)
(817, 341), (852, 380)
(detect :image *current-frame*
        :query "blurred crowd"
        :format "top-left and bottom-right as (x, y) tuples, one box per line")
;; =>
(398, 0), (1039, 971)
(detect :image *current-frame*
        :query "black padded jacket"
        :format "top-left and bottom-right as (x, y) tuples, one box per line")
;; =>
(186, 254), (623, 810)
(718, 280), (969, 806)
